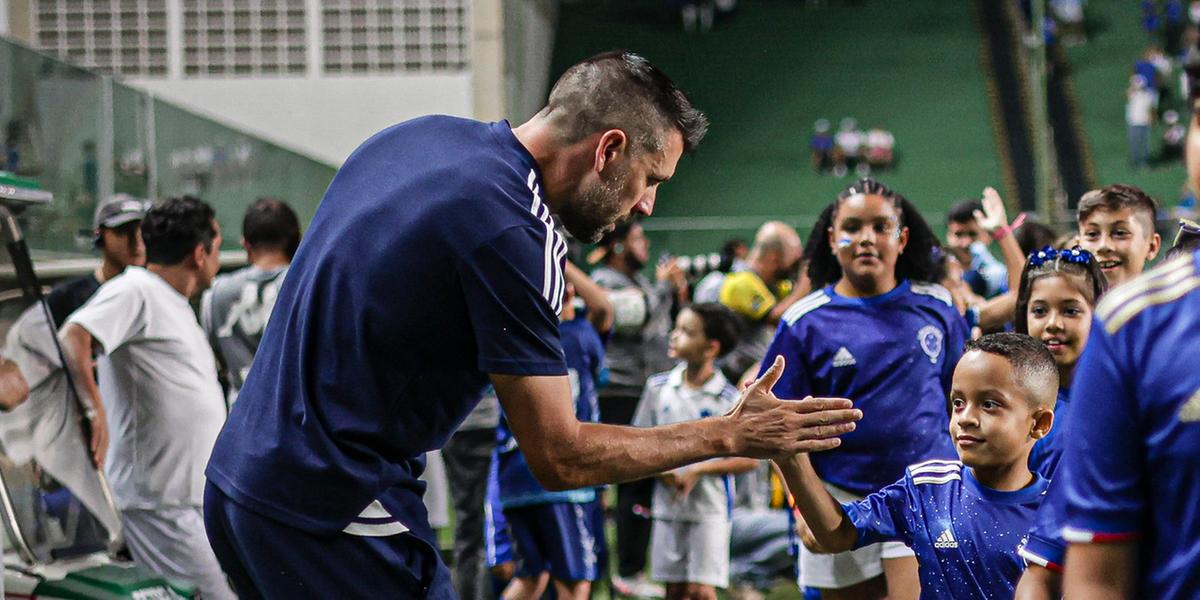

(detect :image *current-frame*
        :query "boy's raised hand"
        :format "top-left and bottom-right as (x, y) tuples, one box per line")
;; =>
(725, 356), (861, 462)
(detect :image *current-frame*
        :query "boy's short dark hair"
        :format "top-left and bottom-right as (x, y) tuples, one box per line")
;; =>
(686, 303), (740, 358)
(963, 333), (1058, 408)
(142, 196), (217, 266)
(243, 197), (302, 260)
(1076, 184), (1158, 234)
(946, 200), (982, 225)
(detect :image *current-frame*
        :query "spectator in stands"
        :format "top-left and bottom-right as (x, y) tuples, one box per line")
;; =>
(810, 119), (834, 172)
(717, 221), (807, 383)
(1133, 47), (1163, 104)
(945, 199), (1009, 298)
(1127, 74), (1157, 169)
(45, 194), (149, 328)
(1144, 0), (1162, 42)
(865, 125), (895, 171)
(680, 0), (716, 33)
(590, 220), (683, 596)
(59, 197), (233, 600)
(200, 197), (301, 405)
(1051, 0), (1087, 46)
(1167, 0), (1187, 56)
(832, 118), (864, 178)
(1163, 109), (1187, 161)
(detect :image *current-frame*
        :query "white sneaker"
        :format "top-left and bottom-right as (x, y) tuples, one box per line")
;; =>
(611, 573), (665, 598)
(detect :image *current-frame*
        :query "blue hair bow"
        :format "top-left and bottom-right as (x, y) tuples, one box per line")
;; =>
(1027, 245), (1094, 267)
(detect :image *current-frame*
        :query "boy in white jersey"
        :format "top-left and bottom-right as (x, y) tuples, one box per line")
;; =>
(634, 303), (758, 600)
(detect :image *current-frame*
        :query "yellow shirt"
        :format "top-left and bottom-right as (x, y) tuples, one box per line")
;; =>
(718, 271), (793, 321)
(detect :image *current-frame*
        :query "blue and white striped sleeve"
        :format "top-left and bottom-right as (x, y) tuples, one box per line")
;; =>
(458, 224), (567, 377)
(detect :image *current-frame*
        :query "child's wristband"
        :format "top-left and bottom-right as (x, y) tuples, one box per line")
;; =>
(992, 212), (1027, 241)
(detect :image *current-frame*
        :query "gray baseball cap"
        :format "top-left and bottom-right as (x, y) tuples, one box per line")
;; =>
(94, 194), (151, 229)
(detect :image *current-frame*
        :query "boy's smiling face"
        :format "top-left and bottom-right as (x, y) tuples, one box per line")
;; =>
(1077, 206), (1161, 288)
(949, 351), (1051, 471)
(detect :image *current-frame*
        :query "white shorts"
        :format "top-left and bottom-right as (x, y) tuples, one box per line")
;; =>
(650, 518), (731, 588)
(121, 506), (236, 600)
(797, 485), (915, 589)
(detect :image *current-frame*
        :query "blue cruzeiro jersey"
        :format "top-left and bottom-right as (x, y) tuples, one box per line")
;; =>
(760, 280), (967, 495)
(1027, 387), (1071, 478)
(1060, 250), (1200, 600)
(844, 460), (1048, 599)
(206, 116), (569, 543)
(494, 317), (605, 509)
(1019, 456), (1070, 573)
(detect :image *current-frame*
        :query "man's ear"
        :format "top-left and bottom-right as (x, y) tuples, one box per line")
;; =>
(191, 242), (208, 270)
(1030, 407), (1054, 441)
(594, 129), (628, 174)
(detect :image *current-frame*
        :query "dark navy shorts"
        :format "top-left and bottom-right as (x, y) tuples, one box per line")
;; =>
(504, 500), (602, 582)
(204, 482), (455, 599)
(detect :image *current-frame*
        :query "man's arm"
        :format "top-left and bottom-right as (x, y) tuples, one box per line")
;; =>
(59, 323), (108, 467)
(564, 261), (613, 335)
(1063, 542), (1136, 600)
(771, 451), (858, 553)
(493, 356), (860, 491)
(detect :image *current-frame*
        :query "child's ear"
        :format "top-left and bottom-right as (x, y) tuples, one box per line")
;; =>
(1146, 231), (1162, 261)
(706, 339), (721, 361)
(1029, 407), (1054, 440)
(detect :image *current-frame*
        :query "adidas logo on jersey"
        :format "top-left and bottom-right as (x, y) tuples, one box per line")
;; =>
(832, 347), (857, 368)
(934, 528), (958, 549)
(1179, 389), (1200, 423)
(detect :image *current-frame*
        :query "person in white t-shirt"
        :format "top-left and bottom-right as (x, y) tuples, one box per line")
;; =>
(59, 196), (234, 600)
(1127, 74), (1158, 169)
(634, 303), (758, 599)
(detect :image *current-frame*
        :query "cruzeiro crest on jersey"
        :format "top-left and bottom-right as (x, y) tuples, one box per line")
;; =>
(917, 325), (943, 364)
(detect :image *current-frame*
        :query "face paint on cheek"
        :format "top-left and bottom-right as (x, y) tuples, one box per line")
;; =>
(837, 238), (852, 249)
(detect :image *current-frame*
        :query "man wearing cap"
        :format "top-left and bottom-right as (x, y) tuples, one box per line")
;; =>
(45, 193), (149, 328)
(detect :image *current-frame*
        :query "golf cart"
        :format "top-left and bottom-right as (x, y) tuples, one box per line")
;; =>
(0, 172), (196, 599)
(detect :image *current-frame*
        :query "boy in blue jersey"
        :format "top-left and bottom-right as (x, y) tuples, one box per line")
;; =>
(777, 333), (1059, 600)
(634, 303), (759, 600)
(1075, 184), (1161, 289)
(1058, 250), (1200, 599)
(493, 285), (606, 600)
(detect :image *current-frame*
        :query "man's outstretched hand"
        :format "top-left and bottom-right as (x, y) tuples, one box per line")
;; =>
(724, 356), (861, 461)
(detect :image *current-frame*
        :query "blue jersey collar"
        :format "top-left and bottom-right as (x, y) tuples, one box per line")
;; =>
(488, 120), (543, 186)
(824, 279), (911, 307)
(962, 466), (1049, 504)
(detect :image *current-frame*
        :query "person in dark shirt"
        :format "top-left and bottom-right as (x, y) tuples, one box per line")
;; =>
(204, 51), (863, 599)
(45, 194), (149, 326)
